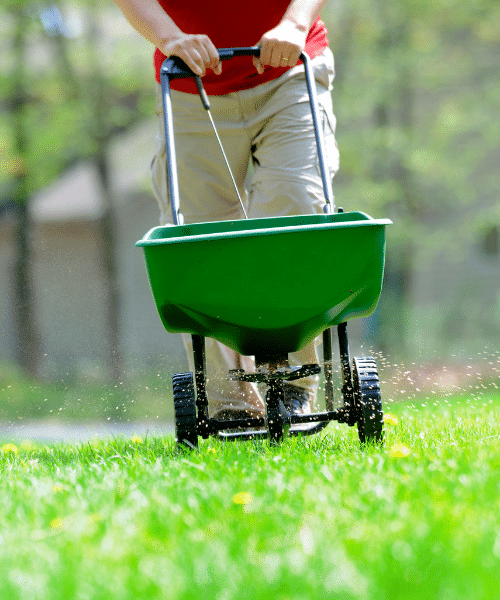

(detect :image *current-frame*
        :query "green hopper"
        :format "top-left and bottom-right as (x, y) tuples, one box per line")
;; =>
(137, 211), (390, 358)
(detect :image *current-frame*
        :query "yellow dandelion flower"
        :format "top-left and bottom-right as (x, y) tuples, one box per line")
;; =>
(207, 448), (217, 454)
(50, 517), (65, 530)
(88, 513), (103, 524)
(384, 413), (398, 426)
(232, 492), (253, 505)
(131, 435), (143, 444)
(2, 443), (18, 454)
(390, 443), (411, 458)
(53, 484), (64, 493)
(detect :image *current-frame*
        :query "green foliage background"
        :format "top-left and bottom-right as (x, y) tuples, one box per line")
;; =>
(0, 0), (154, 199)
(1, 0), (499, 375)
(2, 0), (497, 240)
(323, 0), (500, 354)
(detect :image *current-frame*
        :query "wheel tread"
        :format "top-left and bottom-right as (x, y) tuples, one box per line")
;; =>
(352, 357), (384, 444)
(173, 372), (198, 449)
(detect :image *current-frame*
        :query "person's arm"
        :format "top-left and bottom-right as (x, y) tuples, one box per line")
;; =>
(254, 0), (329, 73)
(112, 0), (221, 76)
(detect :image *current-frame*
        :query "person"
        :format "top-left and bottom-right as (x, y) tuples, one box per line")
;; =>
(113, 0), (340, 421)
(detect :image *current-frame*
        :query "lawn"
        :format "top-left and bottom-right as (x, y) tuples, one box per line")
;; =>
(1, 393), (499, 599)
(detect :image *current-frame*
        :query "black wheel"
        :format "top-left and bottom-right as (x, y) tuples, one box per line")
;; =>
(352, 357), (384, 444)
(173, 373), (198, 449)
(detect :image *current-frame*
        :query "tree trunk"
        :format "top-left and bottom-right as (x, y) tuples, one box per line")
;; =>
(373, 20), (415, 357)
(95, 150), (122, 382)
(11, 7), (42, 377)
(87, 5), (123, 382)
(45, 1), (123, 381)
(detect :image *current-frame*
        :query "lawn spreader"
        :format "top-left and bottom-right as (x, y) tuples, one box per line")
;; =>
(136, 47), (392, 448)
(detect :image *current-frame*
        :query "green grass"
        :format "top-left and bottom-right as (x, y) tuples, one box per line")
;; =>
(1, 395), (500, 599)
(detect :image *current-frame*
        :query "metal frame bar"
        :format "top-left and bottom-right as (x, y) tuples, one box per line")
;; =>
(338, 322), (353, 407)
(159, 46), (335, 225)
(192, 334), (210, 438)
(323, 328), (335, 411)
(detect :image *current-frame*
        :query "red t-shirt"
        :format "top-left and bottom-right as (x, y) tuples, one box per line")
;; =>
(154, 1), (328, 95)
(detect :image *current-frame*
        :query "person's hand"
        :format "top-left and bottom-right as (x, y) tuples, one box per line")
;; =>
(253, 19), (307, 74)
(161, 33), (222, 76)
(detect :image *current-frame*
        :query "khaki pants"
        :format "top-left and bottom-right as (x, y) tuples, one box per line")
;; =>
(151, 49), (339, 417)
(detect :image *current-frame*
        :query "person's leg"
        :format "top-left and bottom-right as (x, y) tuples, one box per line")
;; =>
(245, 50), (340, 410)
(149, 50), (339, 416)
(248, 51), (339, 219)
(150, 87), (265, 418)
(151, 87), (249, 225)
(182, 336), (264, 418)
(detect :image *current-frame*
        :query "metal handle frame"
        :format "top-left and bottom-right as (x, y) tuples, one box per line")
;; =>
(160, 46), (334, 225)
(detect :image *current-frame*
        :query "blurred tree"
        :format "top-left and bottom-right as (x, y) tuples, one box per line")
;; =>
(82, 0), (122, 382)
(2, 0), (499, 374)
(323, 0), (500, 355)
(9, 5), (42, 377)
(0, 0), (154, 378)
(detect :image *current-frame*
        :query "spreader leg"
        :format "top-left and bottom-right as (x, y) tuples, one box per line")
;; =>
(338, 322), (354, 409)
(323, 328), (335, 411)
(192, 334), (210, 438)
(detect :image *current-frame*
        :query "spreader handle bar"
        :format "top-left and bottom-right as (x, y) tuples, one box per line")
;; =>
(161, 47), (262, 81)
(160, 47), (334, 225)
(299, 51), (335, 213)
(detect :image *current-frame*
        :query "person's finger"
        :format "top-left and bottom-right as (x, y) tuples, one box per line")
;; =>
(253, 41), (266, 74)
(194, 39), (212, 71)
(162, 38), (203, 75)
(259, 40), (272, 67)
(268, 44), (283, 68)
(164, 34), (222, 77)
(277, 50), (291, 65)
(288, 49), (301, 66)
(253, 55), (265, 75)
(203, 37), (222, 74)
(178, 48), (205, 76)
